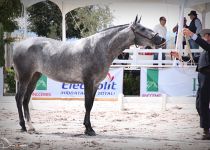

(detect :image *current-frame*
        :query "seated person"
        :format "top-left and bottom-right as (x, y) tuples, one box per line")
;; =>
(112, 52), (129, 65)
(118, 52), (129, 60)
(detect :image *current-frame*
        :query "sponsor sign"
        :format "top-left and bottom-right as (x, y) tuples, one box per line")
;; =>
(36, 75), (47, 90)
(147, 69), (158, 92)
(32, 68), (123, 99)
(141, 67), (198, 97)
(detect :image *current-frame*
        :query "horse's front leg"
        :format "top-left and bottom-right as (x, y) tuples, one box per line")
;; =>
(15, 81), (28, 132)
(83, 81), (98, 136)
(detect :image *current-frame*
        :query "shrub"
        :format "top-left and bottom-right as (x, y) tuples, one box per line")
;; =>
(5, 68), (16, 93)
(123, 71), (140, 95)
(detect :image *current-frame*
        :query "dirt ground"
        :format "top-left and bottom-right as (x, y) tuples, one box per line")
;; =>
(0, 96), (210, 150)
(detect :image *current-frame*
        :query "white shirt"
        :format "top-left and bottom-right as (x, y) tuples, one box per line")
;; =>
(153, 24), (167, 39)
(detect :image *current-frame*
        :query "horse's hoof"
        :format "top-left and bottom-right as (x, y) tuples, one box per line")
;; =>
(28, 127), (35, 131)
(28, 128), (36, 134)
(85, 129), (96, 136)
(21, 127), (27, 132)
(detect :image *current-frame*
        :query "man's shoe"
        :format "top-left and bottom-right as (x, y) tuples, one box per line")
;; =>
(202, 133), (210, 140)
(203, 128), (209, 134)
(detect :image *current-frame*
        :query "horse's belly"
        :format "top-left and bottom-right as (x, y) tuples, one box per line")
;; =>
(42, 68), (83, 84)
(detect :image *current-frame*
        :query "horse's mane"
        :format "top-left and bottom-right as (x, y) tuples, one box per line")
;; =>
(97, 24), (129, 33)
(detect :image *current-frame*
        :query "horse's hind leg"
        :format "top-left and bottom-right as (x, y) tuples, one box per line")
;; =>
(83, 80), (98, 136)
(15, 79), (30, 132)
(23, 72), (41, 133)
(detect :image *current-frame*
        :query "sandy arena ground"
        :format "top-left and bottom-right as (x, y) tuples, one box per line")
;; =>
(0, 96), (210, 150)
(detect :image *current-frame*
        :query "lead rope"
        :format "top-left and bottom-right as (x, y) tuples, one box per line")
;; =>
(184, 35), (195, 65)
(175, 32), (195, 66)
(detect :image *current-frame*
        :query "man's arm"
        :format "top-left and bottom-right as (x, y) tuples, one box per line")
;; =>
(183, 28), (210, 52)
(194, 35), (210, 52)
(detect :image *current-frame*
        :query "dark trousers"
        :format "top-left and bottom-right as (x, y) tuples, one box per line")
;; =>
(153, 53), (166, 65)
(196, 72), (210, 129)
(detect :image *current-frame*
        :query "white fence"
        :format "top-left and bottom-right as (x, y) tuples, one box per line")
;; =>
(3, 47), (202, 99)
(2, 47), (201, 110)
(5, 43), (202, 68)
(112, 48), (203, 68)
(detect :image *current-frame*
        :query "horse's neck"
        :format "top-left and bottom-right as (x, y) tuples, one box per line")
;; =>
(107, 27), (135, 60)
(93, 25), (134, 61)
(96, 25), (128, 43)
(85, 25), (128, 61)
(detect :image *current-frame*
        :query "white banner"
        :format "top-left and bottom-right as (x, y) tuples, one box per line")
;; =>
(140, 67), (198, 97)
(0, 67), (3, 97)
(32, 68), (123, 99)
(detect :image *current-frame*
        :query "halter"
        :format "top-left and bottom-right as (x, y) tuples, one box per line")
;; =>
(130, 26), (164, 48)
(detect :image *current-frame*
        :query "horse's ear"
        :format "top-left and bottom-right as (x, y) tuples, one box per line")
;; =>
(134, 15), (138, 24)
(138, 16), (142, 23)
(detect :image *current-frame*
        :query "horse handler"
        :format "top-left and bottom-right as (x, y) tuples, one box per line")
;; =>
(172, 28), (210, 140)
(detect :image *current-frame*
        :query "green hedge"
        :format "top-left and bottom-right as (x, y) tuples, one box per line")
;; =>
(123, 71), (140, 95)
(5, 68), (16, 93)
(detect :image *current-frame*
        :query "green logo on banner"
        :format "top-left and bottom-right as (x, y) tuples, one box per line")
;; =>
(36, 75), (47, 90)
(147, 69), (158, 91)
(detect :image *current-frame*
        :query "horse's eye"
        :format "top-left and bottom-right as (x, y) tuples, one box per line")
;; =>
(141, 28), (146, 31)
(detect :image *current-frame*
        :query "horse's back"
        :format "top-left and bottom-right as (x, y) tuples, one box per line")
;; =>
(13, 37), (84, 82)
(13, 37), (59, 77)
(14, 37), (59, 55)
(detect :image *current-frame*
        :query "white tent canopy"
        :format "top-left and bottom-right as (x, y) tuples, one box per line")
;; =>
(20, 0), (210, 41)
(21, 0), (116, 41)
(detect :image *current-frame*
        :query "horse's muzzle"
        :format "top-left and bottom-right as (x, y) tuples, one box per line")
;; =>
(153, 36), (166, 48)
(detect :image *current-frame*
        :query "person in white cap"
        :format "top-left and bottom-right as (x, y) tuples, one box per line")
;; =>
(188, 10), (202, 49)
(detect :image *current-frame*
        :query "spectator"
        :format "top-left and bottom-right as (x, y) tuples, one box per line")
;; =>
(118, 52), (129, 59)
(154, 16), (167, 40)
(173, 17), (189, 49)
(188, 10), (202, 49)
(153, 16), (167, 62)
(117, 52), (129, 65)
(145, 45), (153, 55)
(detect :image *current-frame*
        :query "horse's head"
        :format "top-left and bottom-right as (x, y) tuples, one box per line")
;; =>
(130, 16), (165, 48)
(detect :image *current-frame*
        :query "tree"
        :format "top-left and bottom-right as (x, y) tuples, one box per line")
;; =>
(0, 0), (22, 67)
(27, 1), (62, 39)
(27, 1), (113, 39)
(72, 5), (113, 37)
(0, 0), (22, 32)
(0, 23), (4, 67)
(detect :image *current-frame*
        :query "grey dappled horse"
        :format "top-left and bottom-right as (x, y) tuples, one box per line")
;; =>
(13, 16), (165, 136)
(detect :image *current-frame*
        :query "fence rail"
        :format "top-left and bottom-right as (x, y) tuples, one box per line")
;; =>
(112, 48), (202, 69)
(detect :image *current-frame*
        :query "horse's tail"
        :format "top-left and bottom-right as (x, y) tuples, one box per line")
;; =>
(13, 64), (19, 81)
(4, 44), (14, 68)
(12, 45), (19, 81)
